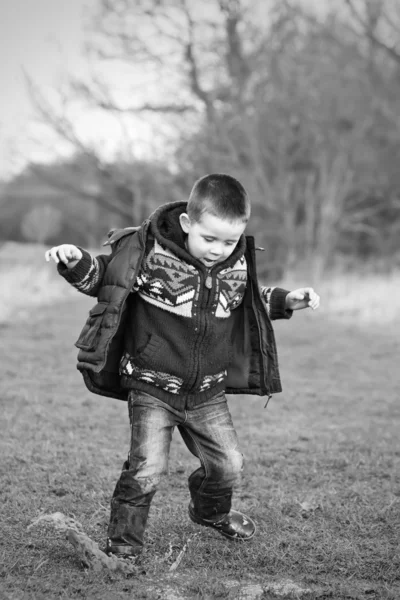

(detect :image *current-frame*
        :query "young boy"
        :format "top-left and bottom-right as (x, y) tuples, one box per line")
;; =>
(45, 174), (319, 558)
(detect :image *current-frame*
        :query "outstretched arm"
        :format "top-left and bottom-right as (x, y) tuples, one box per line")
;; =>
(260, 286), (320, 319)
(260, 286), (293, 320)
(285, 287), (320, 311)
(45, 244), (83, 267)
(45, 244), (111, 298)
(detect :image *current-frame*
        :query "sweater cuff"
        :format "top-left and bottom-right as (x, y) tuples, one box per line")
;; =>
(57, 248), (92, 284)
(269, 287), (293, 320)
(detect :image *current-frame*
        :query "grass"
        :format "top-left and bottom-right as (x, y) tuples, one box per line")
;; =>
(0, 244), (399, 599)
(1, 240), (399, 325)
(0, 242), (76, 322)
(280, 267), (400, 324)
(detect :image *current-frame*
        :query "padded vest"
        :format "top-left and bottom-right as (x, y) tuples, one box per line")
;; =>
(74, 223), (283, 401)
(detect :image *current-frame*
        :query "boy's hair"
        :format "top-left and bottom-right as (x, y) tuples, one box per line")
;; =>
(187, 174), (250, 223)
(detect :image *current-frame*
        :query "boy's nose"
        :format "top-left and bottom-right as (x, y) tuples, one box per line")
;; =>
(210, 245), (223, 256)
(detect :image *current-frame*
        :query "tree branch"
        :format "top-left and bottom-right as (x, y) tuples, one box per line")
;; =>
(28, 163), (133, 220)
(345, 0), (400, 65)
(23, 73), (135, 219)
(98, 101), (197, 114)
(219, 0), (251, 96)
(181, 0), (215, 120)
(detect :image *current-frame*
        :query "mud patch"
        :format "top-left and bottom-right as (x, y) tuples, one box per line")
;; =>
(28, 512), (138, 575)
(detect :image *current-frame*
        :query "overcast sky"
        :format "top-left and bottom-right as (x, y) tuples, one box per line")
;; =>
(0, 0), (95, 179)
(0, 0), (333, 181)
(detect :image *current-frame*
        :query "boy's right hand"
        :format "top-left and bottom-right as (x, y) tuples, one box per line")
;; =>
(45, 244), (83, 268)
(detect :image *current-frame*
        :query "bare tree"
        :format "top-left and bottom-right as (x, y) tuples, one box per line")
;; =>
(344, 0), (400, 65)
(22, 0), (400, 272)
(24, 73), (136, 221)
(21, 205), (63, 244)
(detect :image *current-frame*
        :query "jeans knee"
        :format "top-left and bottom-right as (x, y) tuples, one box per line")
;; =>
(230, 450), (244, 478)
(134, 474), (162, 495)
(114, 470), (162, 504)
(214, 450), (243, 482)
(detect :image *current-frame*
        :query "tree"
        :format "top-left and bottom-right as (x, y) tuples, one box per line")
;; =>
(344, 0), (400, 66)
(21, 205), (63, 244)
(0, 155), (182, 245)
(23, 0), (400, 274)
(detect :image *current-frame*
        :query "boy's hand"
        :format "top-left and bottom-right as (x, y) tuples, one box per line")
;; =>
(285, 287), (320, 311)
(45, 244), (83, 268)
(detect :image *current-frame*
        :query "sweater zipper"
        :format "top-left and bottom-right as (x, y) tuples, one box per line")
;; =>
(187, 268), (212, 391)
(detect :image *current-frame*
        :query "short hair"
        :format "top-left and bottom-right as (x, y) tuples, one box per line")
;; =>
(187, 174), (250, 223)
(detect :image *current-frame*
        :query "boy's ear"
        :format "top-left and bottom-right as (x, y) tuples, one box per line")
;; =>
(179, 213), (191, 233)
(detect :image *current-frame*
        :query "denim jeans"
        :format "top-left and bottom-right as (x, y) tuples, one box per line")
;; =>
(107, 390), (243, 552)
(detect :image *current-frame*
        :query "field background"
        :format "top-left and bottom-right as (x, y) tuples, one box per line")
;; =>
(0, 243), (399, 600)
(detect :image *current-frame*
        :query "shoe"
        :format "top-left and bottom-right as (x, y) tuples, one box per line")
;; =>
(188, 502), (256, 540)
(105, 539), (141, 559)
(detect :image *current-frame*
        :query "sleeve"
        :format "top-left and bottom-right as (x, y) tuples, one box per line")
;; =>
(260, 286), (293, 320)
(57, 249), (112, 298)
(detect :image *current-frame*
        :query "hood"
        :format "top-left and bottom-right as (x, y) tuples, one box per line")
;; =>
(149, 201), (246, 270)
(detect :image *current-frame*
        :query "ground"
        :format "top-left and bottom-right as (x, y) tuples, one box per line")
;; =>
(0, 293), (399, 599)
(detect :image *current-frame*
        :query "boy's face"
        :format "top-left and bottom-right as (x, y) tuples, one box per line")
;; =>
(179, 211), (246, 267)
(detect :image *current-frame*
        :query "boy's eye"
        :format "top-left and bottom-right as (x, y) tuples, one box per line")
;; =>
(204, 237), (214, 242)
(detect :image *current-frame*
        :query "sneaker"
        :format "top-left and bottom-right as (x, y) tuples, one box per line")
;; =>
(105, 539), (141, 559)
(188, 502), (256, 540)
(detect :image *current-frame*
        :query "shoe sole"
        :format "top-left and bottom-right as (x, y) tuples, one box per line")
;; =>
(188, 508), (256, 540)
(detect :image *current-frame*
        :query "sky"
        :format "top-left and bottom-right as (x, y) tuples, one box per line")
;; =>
(0, 0), (333, 181)
(0, 0), (96, 179)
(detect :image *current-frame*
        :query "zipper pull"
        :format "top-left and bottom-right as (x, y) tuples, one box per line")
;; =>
(205, 275), (212, 289)
(264, 394), (272, 409)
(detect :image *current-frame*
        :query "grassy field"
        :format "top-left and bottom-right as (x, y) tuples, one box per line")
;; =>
(0, 245), (399, 599)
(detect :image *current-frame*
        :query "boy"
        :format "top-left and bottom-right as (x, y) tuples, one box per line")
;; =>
(45, 174), (319, 558)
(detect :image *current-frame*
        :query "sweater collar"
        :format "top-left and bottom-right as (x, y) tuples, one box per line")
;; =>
(149, 201), (246, 271)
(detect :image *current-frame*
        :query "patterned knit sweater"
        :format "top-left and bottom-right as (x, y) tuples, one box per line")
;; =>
(62, 203), (288, 408)
(119, 203), (249, 406)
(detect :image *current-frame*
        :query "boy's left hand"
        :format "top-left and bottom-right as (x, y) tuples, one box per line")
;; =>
(285, 287), (320, 311)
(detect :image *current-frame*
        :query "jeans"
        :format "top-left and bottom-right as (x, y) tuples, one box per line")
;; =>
(107, 390), (243, 552)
